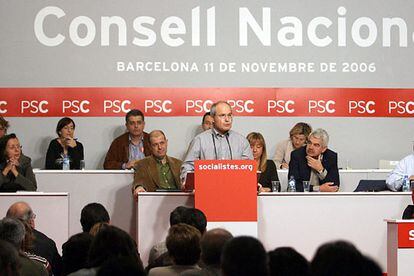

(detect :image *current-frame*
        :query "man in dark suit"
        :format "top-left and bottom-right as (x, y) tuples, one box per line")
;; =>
(6, 201), (62, 275)
(288, 128), (339, 192)
(133, 130), (182, 195)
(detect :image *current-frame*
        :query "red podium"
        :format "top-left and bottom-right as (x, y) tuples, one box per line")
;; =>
(193, 160), (257, 236)
(386, 219), (414, 276)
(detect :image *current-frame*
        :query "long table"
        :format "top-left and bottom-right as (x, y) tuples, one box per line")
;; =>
(0, 192), (69, 254)
(137, 192), (411, 271)
(35, 169), (391, 235)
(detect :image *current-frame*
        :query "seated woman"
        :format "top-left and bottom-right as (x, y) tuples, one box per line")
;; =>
(247, 132), (279, 192)
(45, 117), (84, 169)
(273, 122), (312, 169)
(0, 133), (37, 192)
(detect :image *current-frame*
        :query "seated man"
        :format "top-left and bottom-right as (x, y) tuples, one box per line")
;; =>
(201, 112), (214, 131)
(288, 128), (339, 192)
(103, 109), (151, 169)
(386, 153), (414, 191)
(180, 101), (252, 185)
(133, 130), (182, 195)
(6, 201), (62, 276)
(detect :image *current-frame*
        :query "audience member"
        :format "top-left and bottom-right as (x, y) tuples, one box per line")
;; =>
(45, 117), (84, 170)
(288, 128), (339, 192)
(0, 133), (37, 192)
(181, 101), (253, 185)
(310, 240), (364, 276)
(62, 232), (93, 275)
(0, 217), (48, 276)
(221, 236), (268, 276)
(133, 130), (182, 194)
(268, 247), (310, 276)
(103, 109), (151, 169)
(80, 203), (110, 233)
(0, 116), (9, 138)
(70, 225), (143, 276)
(247, 132), (279, 192)
(386, 152), (414, 191)
(147, 207), (207, 270)
(148, 223), (201, 276)
(274, 122), (312, 169)
(201, 112), (214, 131)
(6, 201), (61, 275)
(182, 228), (233, 276)
(97, 257), (145, 276)
(148, 206), (190, 264)
(0, 239), (20, 276)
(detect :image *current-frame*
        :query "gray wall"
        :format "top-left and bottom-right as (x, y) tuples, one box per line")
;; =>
(8, 116), (414, 169)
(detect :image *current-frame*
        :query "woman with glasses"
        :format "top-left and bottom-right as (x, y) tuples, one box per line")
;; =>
(0, 133), (37, 192)
(45, 117), (84, 170)
(273, 122), (312, 169)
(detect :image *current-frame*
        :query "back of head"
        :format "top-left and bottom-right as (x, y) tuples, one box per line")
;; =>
(62, 232), (93, 275)
(311, 240), (363, 276)
(360, 255), (382, 276)
(169, 206), (189, 226)
(268, 247), (310, 276)
(0, 217), (25, 249)
(182, 208), (207, 234)
(6, 201), (34, 225)
(201, 228), (233, 266)
(80, 203), (110, 233)
(97, 257), (145, 276)
(0, 240), (20, 276)
(166, 223), (201, 265)
(88, 225), (141, 268)
(221, 236), (268, 276)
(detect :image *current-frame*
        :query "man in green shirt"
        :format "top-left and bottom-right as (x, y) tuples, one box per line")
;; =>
(132, 130), (182, 196)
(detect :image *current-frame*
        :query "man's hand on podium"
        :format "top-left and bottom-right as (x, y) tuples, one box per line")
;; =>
(133, 186), (146, 200)
(320, 182), (339, 192)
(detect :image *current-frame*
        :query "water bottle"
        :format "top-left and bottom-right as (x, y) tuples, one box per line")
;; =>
(287, 176), (296, 192)
(402, 175), (410, 192)
(62, 155), (70, 170)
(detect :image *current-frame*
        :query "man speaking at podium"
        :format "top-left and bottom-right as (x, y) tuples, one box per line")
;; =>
(180, 101), (253, 188)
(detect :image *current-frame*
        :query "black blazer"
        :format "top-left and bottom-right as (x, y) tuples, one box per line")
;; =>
(288, 147), (340, 192)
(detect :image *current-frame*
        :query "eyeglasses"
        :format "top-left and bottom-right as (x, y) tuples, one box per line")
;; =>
(7, 145), (22, 150)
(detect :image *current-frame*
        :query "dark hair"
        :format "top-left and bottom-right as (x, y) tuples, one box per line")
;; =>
(202, 112), (211, 124)
(97, 257), (145, 276)
(0, 133), (18, 164)
(125, 109), (144, 123)
(221, 236), (269, 276)
(0, 116), (9, 130)
(0, 240), (20, 276)
(80, 203), (110, 233)
(62, 232), (93, 275)
(166, 223), (201, 265)
(360, 255), (382, 276)
(268, 247), (310, 276)
(201, 228), (233, 265)
(88, 225), (142, 268)
(311, 240), (363, 276)
(402, 205), (414, 219)
(183, 208), (207, 234)
(169, 206), (189, 226)
(56, 117), (75, 136)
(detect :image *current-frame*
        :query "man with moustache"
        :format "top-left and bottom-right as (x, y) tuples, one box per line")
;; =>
(180, 101), (253, 187)
(288, 128), (339, 192)
(132, 130), (182, 195)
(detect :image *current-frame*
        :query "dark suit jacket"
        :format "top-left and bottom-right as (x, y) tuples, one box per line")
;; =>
(133, 155), (182, 192)
(288, 147), (339, 192)
(103, 132), (151, 169)
(33, 229), (62, 276)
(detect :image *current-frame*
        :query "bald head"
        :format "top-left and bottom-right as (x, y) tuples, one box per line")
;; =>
(6, 202), (35, 228)
(201, 228), (233, 265)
